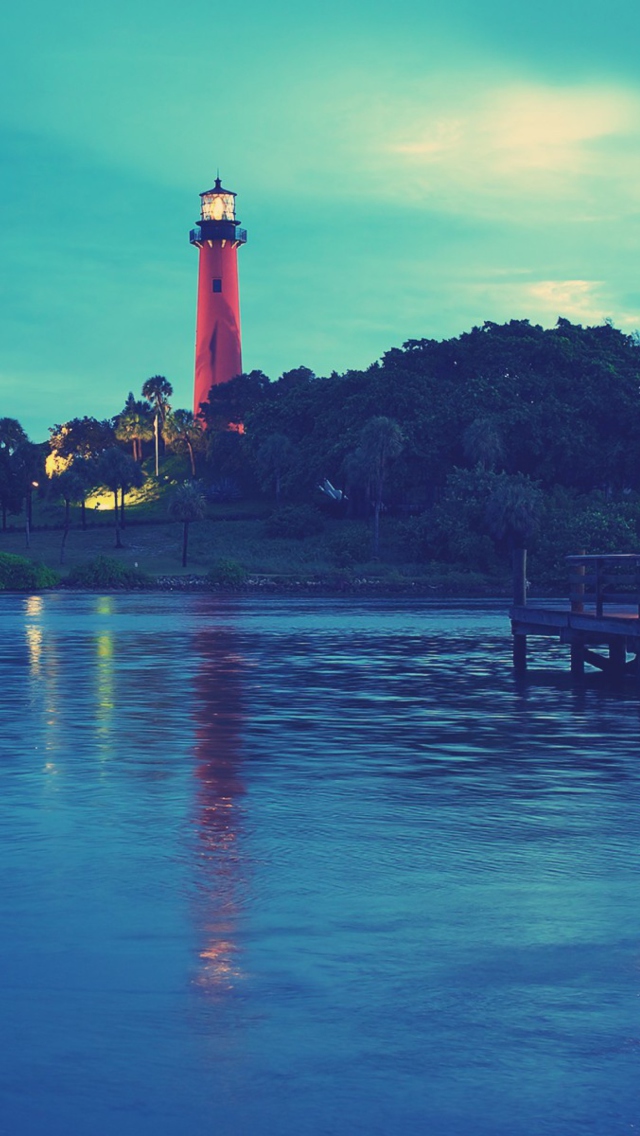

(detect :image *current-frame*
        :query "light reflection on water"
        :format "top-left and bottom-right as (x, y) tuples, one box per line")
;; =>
(0, 592), (639, 1136)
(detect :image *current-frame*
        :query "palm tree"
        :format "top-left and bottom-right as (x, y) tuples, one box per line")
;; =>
(352, 416), (403, 556)
(168, 482), (207, 567)
(486, 472), (543, 603)
(141, 376), (173, 476)
(485, 472), (542, 548)
(463, 416), (504, 471)
(115, 393), (154, 462)
(164, 409), (205, 477)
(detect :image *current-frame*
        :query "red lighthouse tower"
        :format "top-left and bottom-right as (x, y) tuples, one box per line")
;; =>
(190, 177), (247, 417)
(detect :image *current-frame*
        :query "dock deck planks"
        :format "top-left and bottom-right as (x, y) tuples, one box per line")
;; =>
(510, 554), (640, 680)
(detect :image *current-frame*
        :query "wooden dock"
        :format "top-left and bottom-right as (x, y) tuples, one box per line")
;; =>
(510, 553), (640, 681)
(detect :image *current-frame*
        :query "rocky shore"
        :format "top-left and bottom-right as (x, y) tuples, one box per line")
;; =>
(146, 573), (509, 597)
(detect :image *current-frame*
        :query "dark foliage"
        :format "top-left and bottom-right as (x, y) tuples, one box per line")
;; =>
(67, 556), (149, 589)
(49, 417), (116, 461)
(263, 505), (325, 540)
(234, 320), (640, 509)
(207, 559), (249, 587)
(0, 553), (58, 590)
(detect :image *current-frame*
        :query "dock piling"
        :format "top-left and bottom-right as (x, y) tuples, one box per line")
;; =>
(510, 553), (640, 686)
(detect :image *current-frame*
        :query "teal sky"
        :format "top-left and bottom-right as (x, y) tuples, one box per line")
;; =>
(2, 0), (640, 440)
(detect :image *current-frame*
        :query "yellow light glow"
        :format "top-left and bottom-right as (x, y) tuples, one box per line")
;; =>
(201, 192), (235, 222)
(45, 452), (73, 478)
(26, 625), (43, 675)
(95, 628), (115, 745)
(97, 633), (113, 660)
(84, 490), (115, 511)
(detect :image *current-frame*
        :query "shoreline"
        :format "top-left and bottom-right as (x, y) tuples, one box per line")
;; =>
(54, 572), (512, 598)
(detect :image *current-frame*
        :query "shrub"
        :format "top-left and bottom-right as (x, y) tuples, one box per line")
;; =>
(0, 553), (59, 591)
(328, 525), (371, 567)
(207, 559), (249, 588)
(531, 490), (640, 591)
(207, 478), (242, 503)
(396, 513), (434, 561)
(67, 556), (149, 589)
(428, 469), (501, 571)
(262, 505), (325, 540)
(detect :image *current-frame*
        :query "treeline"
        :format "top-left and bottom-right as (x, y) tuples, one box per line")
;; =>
(0, 374), (205, 546)
(2, 318), (640, 585)
(201, 318), (640, 498)
(198, 318), (640, 584)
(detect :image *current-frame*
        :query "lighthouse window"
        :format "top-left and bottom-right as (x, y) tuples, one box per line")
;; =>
(212, 278), (222, 293)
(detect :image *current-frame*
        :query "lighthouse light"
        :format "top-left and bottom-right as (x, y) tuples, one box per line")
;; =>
(201, 191), (236, 222)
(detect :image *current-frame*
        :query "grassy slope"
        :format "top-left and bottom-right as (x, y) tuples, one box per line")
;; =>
(2, 516), (357, 578)
(1, 458), (509, 591)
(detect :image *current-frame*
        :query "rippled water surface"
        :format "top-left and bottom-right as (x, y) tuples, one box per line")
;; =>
(1, 592), (639, 1135)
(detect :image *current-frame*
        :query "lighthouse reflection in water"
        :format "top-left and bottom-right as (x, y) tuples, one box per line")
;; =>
(0, 592), (639, 1136)
(191, 625), (247, 995)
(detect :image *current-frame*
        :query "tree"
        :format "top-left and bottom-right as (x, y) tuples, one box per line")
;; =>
(47, 417), (115, 477)
(0, 421), (36, 534)
(198, 370), (270, 430)
(463, 416), (504, 471)
(95, 449), (144, 548)
(164, 409), (205, 477)
(168, 482), (207, 567)
(141, 375), (173, 475)
(486, 472), (543, 599)
(351, 416), (403, 556)
(488, 472), (543, 604)
(0, 448), (22, 531)
(48, 417), (115, 460)
(203, 428), (256, 498)
(428, 467), (500, 570)
(115, 393), (154, 462)
(54, 463), (97, 563)
(14, 441), (46, 544)
(254, 433), (295, 506)
(485, 472), (543, 549)
(0, 417), (29, 455)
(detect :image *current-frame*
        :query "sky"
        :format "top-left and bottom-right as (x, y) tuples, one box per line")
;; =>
(2, 0), (640, 441)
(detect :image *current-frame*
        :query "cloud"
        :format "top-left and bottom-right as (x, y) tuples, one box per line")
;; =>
(372, 79), (640, 222)
(527, 280), (607, 322)
(462, 277), (640, 330)
(527, 279), (640, 329)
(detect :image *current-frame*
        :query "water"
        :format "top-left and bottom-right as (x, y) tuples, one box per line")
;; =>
(0, 592), (638, 1136)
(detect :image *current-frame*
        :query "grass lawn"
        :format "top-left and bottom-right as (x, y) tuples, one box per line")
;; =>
(1, 464), (510, 592)
(1, 516), (342, 578)
(0, 516), (508, 594)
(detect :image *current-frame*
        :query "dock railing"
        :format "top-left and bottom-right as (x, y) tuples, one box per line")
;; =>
(567, 553), (640, 617)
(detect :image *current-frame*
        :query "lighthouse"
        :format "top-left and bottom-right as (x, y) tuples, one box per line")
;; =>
(190, 177), (247, 417)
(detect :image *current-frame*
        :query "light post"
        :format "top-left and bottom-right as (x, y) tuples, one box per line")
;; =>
(26, 481), (38, 548)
